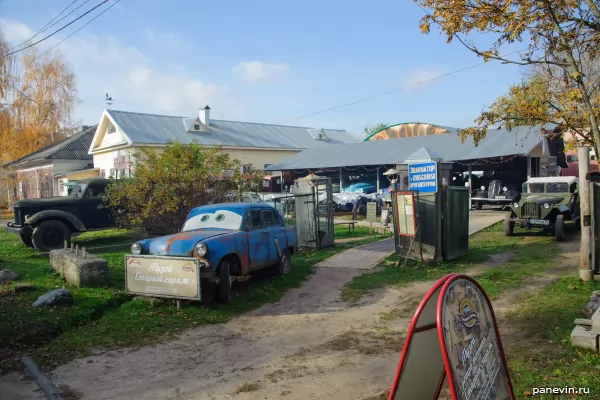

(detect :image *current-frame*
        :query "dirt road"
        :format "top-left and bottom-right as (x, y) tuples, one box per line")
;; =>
(41, 234), (579, 400)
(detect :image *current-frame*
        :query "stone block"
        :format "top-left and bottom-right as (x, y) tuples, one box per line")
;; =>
(570, 325), (598, 351)
(49, 249), (110, 288)
(592, 303), (600, 333)
(32, 288), (73, 307)
(0, 269), (19, 283)
(13, 283), (35, 293)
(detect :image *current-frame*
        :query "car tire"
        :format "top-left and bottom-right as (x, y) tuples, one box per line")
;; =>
(504, 216), (514, 236)
(274, 249), (292, 276)
(19, 234), (34, 248)
(555, 215), (565, 241)
(32, 220), (71, 252)
(218, 260), (232, 304)
(473, 201), (483, 210)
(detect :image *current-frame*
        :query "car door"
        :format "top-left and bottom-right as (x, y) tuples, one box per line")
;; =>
(263, 209), (286, 263)
(78, 183), (112, 228)
(245, 208), (270, 269)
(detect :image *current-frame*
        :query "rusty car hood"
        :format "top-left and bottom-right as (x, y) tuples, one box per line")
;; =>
(143, 229), (233, 256)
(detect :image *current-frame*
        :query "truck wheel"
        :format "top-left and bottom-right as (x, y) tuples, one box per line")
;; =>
(274, 249), (292, 276)
(473, 201), (483, 210)
(504, 216), (514, 236)
(555, 215), (565, 241)
(19, 234), (34, 248)
(32, 220), (71, 252)
(218, 260), (232, 304)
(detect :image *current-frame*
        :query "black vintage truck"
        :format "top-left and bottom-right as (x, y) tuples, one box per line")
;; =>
(6, 178), (115, 252)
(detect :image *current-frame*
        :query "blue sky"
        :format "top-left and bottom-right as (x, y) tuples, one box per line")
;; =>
(0, 0), (527, 135)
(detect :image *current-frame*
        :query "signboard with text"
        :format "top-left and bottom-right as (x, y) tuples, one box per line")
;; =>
(366, 202), (377, 223)
(387, 274), (514, 400)
(408, 161), (438, 193)
(394, 191), (416, 237)
(125, 255), (201, 300)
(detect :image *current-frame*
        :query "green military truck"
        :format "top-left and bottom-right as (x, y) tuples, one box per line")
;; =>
(504, 176), (580, 241)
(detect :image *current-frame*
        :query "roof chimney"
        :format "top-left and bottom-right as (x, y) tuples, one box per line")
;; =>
(199, 105), (210, 126)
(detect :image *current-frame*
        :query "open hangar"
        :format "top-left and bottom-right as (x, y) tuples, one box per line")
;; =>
(265, 122), (567, 207)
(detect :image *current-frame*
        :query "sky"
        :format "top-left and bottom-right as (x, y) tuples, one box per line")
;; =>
(0, 0), (529, 136)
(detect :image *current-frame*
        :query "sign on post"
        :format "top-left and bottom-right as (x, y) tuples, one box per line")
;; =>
(366, 202), (377, 223)
(408, 161), (438, 193)
(394, 191), (416, 237)
(387, 274), (515, 400)
(125, 255), (201, 300)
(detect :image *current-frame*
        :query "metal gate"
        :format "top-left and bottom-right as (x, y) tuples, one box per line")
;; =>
(442, 186), (470, 260)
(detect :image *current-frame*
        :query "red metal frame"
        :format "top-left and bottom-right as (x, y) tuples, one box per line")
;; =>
(387, 274), (457, 400)
(436, 274), (516, 400)
(394, 191), (417, 238)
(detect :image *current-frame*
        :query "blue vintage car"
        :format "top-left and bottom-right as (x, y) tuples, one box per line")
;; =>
(128, 203), (298, 303)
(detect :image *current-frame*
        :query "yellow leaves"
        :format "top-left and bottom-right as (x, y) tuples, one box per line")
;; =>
(420, 21), (431, 34)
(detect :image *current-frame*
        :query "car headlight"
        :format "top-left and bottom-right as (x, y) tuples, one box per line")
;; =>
(544, 203), (550, 209)
(480, 186), (485, 190)
(24, 215), (30, 221)
(194, 242), (207, 257)
(503, 187), (508, 192)
(514, 203), (519, 208)
(131, 243), (142, 255)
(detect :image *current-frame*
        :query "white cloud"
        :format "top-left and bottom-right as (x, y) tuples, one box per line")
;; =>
(400, 68), (444, 91)
(233, 61), (290, 83)
(0, 19), (240, 123)
(143, 28), (184, 48)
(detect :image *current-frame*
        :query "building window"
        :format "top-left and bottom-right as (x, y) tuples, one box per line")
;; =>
(107, 122), (116, 135)
(109, 169), (114, 178)
(242, 164), (253, 174)
(194, 124), (200, 130)
(101, 169), (106, 178)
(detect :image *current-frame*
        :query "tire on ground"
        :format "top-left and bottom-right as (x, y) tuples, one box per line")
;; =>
(504, 216), (514, 236)
(555, 214), (565, 241)
(32, 220), (71, 252)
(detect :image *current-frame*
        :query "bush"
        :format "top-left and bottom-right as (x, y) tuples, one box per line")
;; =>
(105, 142), (264, 236)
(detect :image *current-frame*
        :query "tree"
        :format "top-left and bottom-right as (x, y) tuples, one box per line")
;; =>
(105, 142), (265, 236)
(416, 0), (600, 156)
(0, 29), (78, 165)
(364, 122), (390, 138)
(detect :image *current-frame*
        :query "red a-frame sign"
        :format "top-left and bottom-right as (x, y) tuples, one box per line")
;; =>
(388, 274), (515, 400)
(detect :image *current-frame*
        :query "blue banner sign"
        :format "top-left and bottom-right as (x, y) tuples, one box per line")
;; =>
(408, 162), (438, 193)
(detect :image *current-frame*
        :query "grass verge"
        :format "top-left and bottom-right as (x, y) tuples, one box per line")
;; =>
(341, 222), (561, 302)
(505, 276), (600, 398)
(0, 227), (381, 373)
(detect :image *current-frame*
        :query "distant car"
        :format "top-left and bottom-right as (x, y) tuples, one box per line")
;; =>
(471, 179), (521, 210)
(6, 178), (115, 252)
(343, 183), (377, 194)
(504, 176), (579, 241)
(128, 203), (298, 303)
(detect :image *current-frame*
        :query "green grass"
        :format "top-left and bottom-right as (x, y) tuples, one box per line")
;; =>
(505, 277), (600, 399)
(0, 227), (381, 373)
(341, 222), (559, 302)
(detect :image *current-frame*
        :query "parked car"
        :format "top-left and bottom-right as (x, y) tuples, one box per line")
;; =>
(471, 179), (521, 210)
(6, 178), (114, 252)
(128, 203), (298, 303)
(504, 176), (579, 241)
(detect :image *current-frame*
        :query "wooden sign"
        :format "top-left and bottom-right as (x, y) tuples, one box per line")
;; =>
(388, 274), (514, 400)
(366, 202), (377, 223)
(394, 191), (416, 237)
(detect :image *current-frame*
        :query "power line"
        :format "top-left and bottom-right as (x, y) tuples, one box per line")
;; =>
(1, 0), (110, 58)
(37, 0), (122, 60)
(7, 0), (81, 54)
(277, 48), (527, 124)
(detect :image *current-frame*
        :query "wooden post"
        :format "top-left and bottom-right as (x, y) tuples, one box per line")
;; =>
(176, 300), (181, 311)
(82, 247), (86, 258)
(75, 244), (79, 257)
(150, 298), (154, 307)
(70, 242), (74, 251)
(63, 240), (67, 250)
(468, 163), (472, 210)
(579, 147), (594, 281)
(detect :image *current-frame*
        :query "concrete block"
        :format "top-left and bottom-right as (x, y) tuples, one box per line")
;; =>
(592, 304), (600, 333)
(49, 249), (110, 288)
(570, 325), (599, 351)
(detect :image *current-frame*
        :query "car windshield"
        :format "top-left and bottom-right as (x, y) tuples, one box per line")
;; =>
(73, 182), (88, 198)
(527, 183), (545, 193)
(547, 182), (569, 193)
(244, 193), (262, 203)
(182, 209), (243, 231)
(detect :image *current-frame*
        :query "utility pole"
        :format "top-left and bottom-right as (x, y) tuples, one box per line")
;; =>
(579, 146), (593, 281)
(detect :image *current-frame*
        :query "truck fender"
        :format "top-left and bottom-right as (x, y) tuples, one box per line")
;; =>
(502, 205), (512, 211)
(25, 210), (86, 232)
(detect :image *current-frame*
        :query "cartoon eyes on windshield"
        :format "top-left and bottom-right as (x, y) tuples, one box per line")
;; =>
(215, 214), (225, 222)
(201, 215), (209, 222)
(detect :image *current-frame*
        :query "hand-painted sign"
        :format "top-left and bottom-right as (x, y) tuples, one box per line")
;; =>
(408, 162), (438, 193)
(366, 202), (377, 222)
(387, 274), (514, 400)
(394, 192), (416, 237)
(125, 255), (201, 300)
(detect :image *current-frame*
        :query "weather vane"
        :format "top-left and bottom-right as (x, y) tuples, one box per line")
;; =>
(105, 93), (114, 106)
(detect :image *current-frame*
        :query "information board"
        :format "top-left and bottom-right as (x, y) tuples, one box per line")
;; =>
(366, 202), (377, 223)
(125, 255), (201, 300)
(387, 274), (514, 400)
(408, 161), (438, 193)
(394, 192), (416, 237)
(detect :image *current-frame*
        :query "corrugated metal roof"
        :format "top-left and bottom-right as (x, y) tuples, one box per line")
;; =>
(265, 124), (550, 171)
(3, 125), (98, 168)
(107, 110), (362, 149)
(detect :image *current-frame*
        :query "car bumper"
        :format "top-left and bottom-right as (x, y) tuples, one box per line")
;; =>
(471, 197), (512, 202)
(6, 222), (32, 235)
(508, 218), (554, 228)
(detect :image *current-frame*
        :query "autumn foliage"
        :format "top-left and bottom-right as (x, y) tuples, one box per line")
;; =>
(105, 142), (265, 236)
